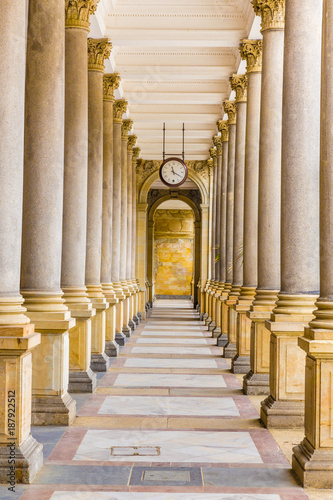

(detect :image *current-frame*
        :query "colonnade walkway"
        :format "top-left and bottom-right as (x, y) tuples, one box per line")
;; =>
(8, 300), (311, 499)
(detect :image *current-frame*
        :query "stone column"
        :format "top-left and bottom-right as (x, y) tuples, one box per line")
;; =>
(233, 40), (262, 374)
(207, 147), (217, 329)
(244, 0), (285, 395)
(293, 2), (333, 485)
(228, 75), (248, 372)
(217, 121), (230, 347)
(101, 73), (121, 355)
(132, 147), (141, 323)
(62, 0), (98, 393)
(112, 100), (128, 342)
(212, 136), (223, 337)
(136, 200), (148, 320)
(202, 159), (214, 321)
(222, 100), (237, 358)
(127, 135), (137, 331)
(262, 0), (321, 428)
(86, 38), (113, 372)
(0, 0), (43, 482)
(22, 0), (78, 425)
(120, 119), (133, 336)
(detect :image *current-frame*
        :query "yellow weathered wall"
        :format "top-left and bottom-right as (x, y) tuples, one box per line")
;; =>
(154, 209), (194, 295)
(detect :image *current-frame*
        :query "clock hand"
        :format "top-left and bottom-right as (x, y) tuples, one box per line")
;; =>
(173, 171), (182, 177)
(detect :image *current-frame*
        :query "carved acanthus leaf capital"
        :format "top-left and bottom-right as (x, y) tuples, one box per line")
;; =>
(207, 159), (214, 172)
(229, 74), (248, 102)
(209, 147), (217, 161)
(113, 99), (128, 123)
(252, 0), (285, 31)
(103, 73), (121, 101)
(88, 38), (112, 71)
(217, 120), (229, 142)
(223, 100), (237, 125)
(65, 0), (99, 30)
(127, 135), (137, 152)
(213, 135), (222, 155)
(240, 39), (263, 73)
(132, 147), (141, 162)
(122, 119), (133, 140)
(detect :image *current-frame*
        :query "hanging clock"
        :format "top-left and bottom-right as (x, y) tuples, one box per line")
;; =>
(159, 157), (188, 187)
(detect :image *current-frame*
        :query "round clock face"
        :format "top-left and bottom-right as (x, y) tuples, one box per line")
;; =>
(159, 158), (188, 187)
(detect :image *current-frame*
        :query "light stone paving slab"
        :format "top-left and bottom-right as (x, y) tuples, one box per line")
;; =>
(136, 338), (210, 345)
(124, 358), (218, 368)
(52, 493), (281, 500)
(113, 373), (226, 388)
(140, 331), (207, 337)
(98, 396), (239, 416)
(144, 326), (202, 330)
(131, 347), (214, 355)
(73, 429), (263, 463)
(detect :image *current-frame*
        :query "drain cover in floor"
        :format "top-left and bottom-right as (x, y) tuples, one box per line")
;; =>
(142, 470), (190, 482)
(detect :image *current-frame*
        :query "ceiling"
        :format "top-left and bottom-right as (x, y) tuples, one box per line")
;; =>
(91, 0), (261, 161)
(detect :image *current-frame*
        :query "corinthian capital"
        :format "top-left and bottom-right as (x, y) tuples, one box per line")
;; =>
(223, 100), (237, 125)
(133, 147), (141, 162)
(240, 39), (263, 73)
(88, 38), (112, 72)
(217, 120), (229, 142)
(113, 100), (128, 123)
(128, 135), (137, 152)
(229, 74), (248, 102)
(213, 136), (222, 155)
(207, 159), (214, 172)
(209, 147), (217, 160)
(122, 119), (133, 140)
(252, 0), (285, 31)
(65, 0), (99, 30)
(103, 74), (121, 101)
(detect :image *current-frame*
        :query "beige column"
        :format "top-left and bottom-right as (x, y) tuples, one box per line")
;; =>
(262, 0), (321, 428)
(136, 200), (148, 320)
(233, 40), (262, 374)
(212, 136), (223, 336)
(127, 135), (137, 331)
(120, 119), (133, 336)
(62, 1), (97, 393)
(244, 0), (285, 395)
(228, 75), (248, 373)
(101, 74), (120, 355)
(0, 0), (43, 482)
(86, 38), (113, 372)
(132, 147), (142, 323)
(217, 121), (230, 346)
(207, 147), (217, 329)
(112, 100), (127, 342)
(22, 0), (77, 425)
(203, 157), (214, 321)
(222, 101), (237, 358)
(293, 2), (333, 486)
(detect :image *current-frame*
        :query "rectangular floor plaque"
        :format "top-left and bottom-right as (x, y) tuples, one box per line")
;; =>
(111, 446), (160, 456)
(142, 470), (190, 482)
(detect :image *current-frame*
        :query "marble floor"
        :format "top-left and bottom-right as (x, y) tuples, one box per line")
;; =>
(10, 299), (311, 500)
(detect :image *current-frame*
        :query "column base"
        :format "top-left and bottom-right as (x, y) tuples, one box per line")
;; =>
(122, 325), (132, 337)
(212, 326), (221, 338)
(133, 315), (140, 325)
(105, 340), (119, 357)
(137, 312), (142, 321)
(69, 367), (97, 393)
(260, 394), (304, 428)
(208, 321), (216, 331)
(243, 370), (270, 395)
(202, 312), (209, 322)
(90, 352), (111, 372)
(115, 332), (126, 346)
(231, 354), (250, 374)
(205, 316), (212, 327)
(32, 392), (76, 426)
(292, 437), (333, 489)
(223, 342), (237, 358)
(128, 319), (136, 330)
(0, 434), (43, 484)
(217, 333), (228, 347)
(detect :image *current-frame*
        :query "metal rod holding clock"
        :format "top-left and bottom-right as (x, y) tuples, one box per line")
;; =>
(162, 123), (185, 161)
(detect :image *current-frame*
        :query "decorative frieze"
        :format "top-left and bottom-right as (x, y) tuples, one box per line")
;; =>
(103, 73), (121, 101)
(230, 74), (248, 102)
(65, 0), (99, 30)
(187, 160), (209, 180)
(121, 119), (133, 140)
(223, 100), (237, 125)
(113, 99), (128, 123)
(252, 0), (285, 31)
(88, 38), (112, 72)
(240, 39), (263, 73)
(217, 120), (229, 142)
(213, 135), (222, 155)
(127, 135), (137, 152)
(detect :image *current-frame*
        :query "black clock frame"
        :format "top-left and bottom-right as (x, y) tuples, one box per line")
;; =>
(159, 157), (188, 188)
